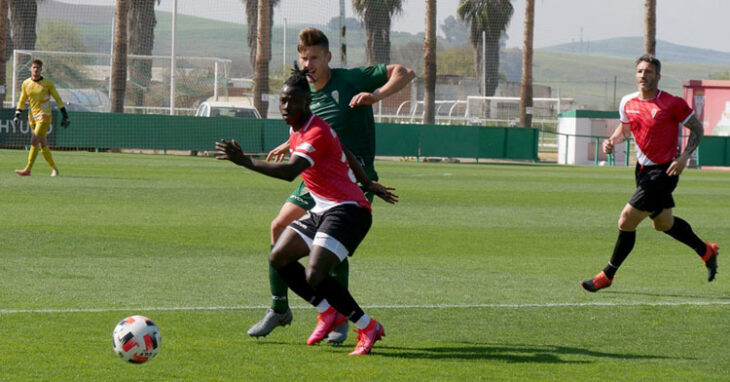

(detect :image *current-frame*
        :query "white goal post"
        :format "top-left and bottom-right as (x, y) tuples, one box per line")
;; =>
(464, 96), (575, 125)
(11, 49), (232, 114)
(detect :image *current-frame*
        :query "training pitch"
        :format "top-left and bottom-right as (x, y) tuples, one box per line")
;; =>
(1, 149), (728, 381)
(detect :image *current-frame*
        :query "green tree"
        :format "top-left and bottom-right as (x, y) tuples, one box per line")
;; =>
(457, 0), (514, 96)
(37, 20), (91, 88)
(440, 15), (468, 44)
(352, 0), (404, 65)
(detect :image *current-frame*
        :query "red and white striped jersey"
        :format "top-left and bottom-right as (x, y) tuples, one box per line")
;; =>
(619, 90), (694, 165)
(289, 114), (371, 213)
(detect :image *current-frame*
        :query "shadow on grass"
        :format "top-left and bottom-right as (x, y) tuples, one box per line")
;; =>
(375, 342), (684, 363)
(604, 290), (730, 300)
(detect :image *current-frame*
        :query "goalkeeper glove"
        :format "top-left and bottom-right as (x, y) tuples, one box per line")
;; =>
(13, 109), (20, 128)
(60, 107), (70, 128)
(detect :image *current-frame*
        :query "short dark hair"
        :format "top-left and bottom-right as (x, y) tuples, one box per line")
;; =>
(31, 59), (43, 67)
(297, 27), (329, 53)
(284, 63), (310, 95)
(636, 54), (661, 74)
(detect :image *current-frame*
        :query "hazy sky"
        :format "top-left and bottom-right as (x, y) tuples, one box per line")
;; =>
(67, 0), (730, 52)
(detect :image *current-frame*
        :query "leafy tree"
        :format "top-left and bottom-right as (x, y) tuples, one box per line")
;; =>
(326, 16), (362, 31)
(457, 0), (514, 96)
(36, 20), (91, 88)
(440, 15), (468, 44)
(352, 0), (404, 65)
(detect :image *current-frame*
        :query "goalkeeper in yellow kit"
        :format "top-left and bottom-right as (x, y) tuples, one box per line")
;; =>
(14, 59), (70, 177)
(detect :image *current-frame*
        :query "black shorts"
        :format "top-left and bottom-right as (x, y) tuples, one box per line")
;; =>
(287, 204), (372, 261)
(628, 162), (679, 218)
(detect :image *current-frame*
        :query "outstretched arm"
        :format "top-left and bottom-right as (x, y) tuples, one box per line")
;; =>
(216, 139), (309, 182)
(342, 145), (398, 204)
(349, 64), (416, 107)
(667, 115), (704, 176)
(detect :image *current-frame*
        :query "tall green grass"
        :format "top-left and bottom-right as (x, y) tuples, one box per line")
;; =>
(1, 150), (728, 381)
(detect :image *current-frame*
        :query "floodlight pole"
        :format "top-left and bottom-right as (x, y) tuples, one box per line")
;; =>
(283, 18), (287, 72)
(108, 17), (114, 102)
(169, 0), (177, 115)
(340, 0), (346, 66)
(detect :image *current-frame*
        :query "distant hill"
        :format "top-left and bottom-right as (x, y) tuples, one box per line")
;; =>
(34, 1), (730, 110)
(542, 37), (730, 67)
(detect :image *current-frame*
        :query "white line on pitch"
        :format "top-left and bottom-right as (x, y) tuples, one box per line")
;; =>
(1, 300), (729, 315)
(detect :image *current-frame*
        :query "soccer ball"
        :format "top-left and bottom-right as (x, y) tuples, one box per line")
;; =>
(112, 315), (161, 363)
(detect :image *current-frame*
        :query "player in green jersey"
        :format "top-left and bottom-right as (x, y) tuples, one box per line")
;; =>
(247, 28), (415, 343)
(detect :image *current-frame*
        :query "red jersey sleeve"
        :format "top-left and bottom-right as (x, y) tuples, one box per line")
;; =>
(291, 124), (332, 167)
(671, 96), (694, 125)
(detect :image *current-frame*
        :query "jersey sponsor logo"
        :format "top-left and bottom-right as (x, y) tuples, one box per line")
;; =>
(625, 110), (640, 114)
(296, 142), (316, 153)
(311, 102), (321, 109)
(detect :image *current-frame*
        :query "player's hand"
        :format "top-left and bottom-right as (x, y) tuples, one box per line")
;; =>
(13, 110), (20, 128)
(667, 155), (689, 176)
(61, 116), (70, 128)
(349, 92), (381, 108)
(266, 141), (289, 162)
(215, 138), (248, 166)
(365, 181), (398, 204)
(602, 138), (614, 154)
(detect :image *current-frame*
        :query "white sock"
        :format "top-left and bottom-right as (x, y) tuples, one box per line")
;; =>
(315, 299), (330, 313)
(355, 314), (371, 330)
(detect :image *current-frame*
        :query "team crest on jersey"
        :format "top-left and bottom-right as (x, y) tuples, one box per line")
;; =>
(296, 142), (316, 153)
(331, 90), (339, 104)
(651, 108), (659, 118)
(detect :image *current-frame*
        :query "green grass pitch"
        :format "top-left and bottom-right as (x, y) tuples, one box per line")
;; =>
(1, 149), (728, 381)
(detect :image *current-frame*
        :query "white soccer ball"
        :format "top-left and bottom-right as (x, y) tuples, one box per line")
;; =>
(112, 315), (161, 363)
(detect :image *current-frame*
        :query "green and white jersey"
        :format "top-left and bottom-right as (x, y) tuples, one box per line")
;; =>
(309, 64), (388, 167)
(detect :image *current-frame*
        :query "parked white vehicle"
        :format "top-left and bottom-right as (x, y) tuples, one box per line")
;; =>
(195, 101), (261, 119)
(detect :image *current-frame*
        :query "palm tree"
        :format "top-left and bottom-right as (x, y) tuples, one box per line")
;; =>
(423, 0), (436, 125)
(128, 0), (160, 108)
(0, 0), (8, 104)
(242, 0), (279, 71)
(644, 0), (656, 55)
(519, 0), (534, 127)
(352, 0), (404, 65)
(457, 0), (513, 97)
(9, 0), (37, 50)
(253, 0), (271, 118)
(111, 0), (130, 113)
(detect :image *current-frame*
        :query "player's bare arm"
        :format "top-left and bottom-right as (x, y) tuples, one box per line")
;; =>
(603, 123), (631, 154)
(216, 138), (309, 181)
(667, 115), (704, 176)
(342, 145), (398, 204)
(266, 139), (291, 162)
(348, 64), (416, 108)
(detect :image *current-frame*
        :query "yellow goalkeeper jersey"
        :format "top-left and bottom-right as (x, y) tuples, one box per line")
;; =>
(17, 77), (64, 122)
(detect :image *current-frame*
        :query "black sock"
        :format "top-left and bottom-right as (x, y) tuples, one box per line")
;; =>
(604, 230), (636, 279)
(275, 262), (324, 306)
(314, 276), (365, 323)
(663, 217), (706, 256)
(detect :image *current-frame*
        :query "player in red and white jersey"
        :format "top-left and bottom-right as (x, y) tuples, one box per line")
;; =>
(618, 88), (693, 166)
(582, 55), (718, 292)
(216, 64), (396, 355)
(288, 113), (370, 213)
